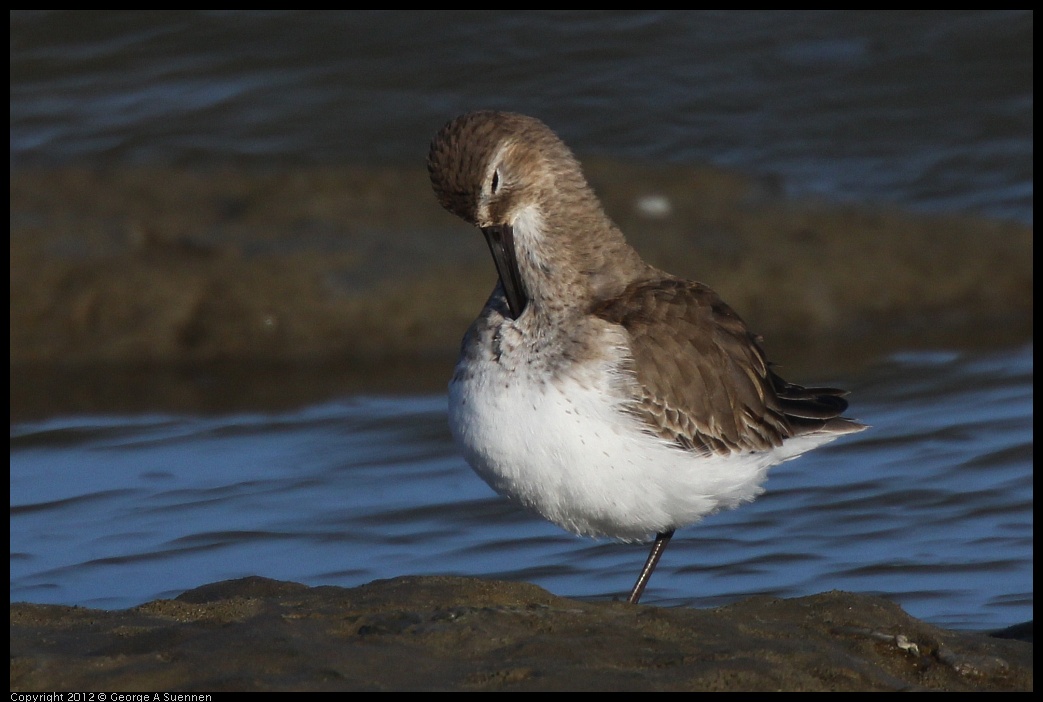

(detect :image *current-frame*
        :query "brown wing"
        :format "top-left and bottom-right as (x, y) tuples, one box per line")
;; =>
(592, 278), (857, 456)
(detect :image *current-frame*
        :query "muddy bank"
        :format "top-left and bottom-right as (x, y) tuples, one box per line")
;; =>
(10, 162), (1032, 415)
(9, 576), (1032, 691)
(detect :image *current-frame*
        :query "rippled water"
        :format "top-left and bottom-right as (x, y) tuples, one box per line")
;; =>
(8, 10), (1034, 633)
(9, 10), (1033, 223)
(10, 345), (1032, 631)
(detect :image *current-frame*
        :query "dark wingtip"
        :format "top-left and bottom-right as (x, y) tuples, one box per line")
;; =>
(767, 369), (866, 434)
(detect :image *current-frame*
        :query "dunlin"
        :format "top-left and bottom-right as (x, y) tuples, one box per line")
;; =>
(428, 111), (866, 604)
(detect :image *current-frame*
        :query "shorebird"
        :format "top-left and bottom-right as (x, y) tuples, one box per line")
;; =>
(428, 111), (866, 604)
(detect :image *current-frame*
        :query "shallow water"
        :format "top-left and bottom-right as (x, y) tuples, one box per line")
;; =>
(8, 10), (1034, 633)
(10, 344), (1032, 632)
(10, 10), (1033, 224)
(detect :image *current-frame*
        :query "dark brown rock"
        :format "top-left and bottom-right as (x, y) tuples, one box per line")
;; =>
(9, 576), (1032, 691)
(9, 163), (1032, 419)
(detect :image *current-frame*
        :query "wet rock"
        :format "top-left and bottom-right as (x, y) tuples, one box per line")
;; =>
(10, 576), (1032, 691)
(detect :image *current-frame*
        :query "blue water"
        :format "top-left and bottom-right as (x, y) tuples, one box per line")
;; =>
(10, 345), (1033, 632)
(8, 10), (1033, 633)
(10, 10), (1033, 224)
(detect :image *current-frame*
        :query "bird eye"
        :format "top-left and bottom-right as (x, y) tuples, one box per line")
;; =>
(491, 169), (500, 194)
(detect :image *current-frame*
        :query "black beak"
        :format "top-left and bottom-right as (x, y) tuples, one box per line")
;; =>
(481, 224), (528, 320)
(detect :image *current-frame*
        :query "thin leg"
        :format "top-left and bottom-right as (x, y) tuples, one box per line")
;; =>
(626, 529), (675, 604)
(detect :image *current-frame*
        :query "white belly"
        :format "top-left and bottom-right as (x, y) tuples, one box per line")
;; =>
(448, 351), (786, 542)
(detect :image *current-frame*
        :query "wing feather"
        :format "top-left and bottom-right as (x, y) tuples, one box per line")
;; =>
(592, 278), (862, 456)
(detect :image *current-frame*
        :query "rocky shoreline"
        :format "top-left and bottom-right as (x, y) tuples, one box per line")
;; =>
(10, 161), (1032, 417)
(10, 576), (1032, 691)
